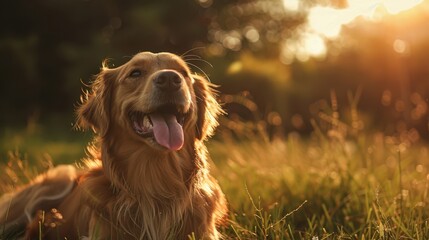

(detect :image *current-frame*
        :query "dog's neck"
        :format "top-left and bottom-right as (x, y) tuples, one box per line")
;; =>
(88, 133), (203, 238)
(100, 132), (198, 198)
(81, 117), (217, 238)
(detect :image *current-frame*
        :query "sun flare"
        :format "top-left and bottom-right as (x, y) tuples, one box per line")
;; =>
(281, 0), (424, 61)
(306, 0), (423, 38)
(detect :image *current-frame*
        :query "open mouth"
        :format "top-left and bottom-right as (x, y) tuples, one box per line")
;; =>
(129, 105), (187, 151)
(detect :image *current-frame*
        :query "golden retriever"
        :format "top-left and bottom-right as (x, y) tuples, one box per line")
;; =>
(0, 52), (227, 239)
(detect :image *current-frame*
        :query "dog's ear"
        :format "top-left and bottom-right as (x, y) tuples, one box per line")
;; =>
(76, 66), (116, 136)
(192, 74), (223, 140)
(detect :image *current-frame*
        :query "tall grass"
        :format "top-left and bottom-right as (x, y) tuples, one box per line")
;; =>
(209, 129), (429, 239)
(211, 90), (429, 239)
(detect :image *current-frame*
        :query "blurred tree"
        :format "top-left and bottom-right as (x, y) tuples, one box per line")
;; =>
(0, 0), (210, 125)
(1, 0), (428, 140)
(203, 1), (429, 139)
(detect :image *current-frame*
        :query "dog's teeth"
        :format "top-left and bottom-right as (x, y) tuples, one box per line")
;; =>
(142, 115), (152, 130)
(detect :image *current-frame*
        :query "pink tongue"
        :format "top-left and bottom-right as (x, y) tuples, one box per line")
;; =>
(149, 113), (184, 151)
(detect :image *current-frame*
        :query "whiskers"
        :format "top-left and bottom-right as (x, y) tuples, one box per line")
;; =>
(181, 47), (213, 82)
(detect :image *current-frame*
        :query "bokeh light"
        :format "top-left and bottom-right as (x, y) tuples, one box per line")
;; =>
(283, 0), (300, 12)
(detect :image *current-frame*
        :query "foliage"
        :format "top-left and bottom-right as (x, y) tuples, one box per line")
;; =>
(0, 0), (213, 125)
(3, 0), (428, 139)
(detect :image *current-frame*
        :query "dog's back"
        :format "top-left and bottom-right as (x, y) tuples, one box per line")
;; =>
(0, 165), (78, 239)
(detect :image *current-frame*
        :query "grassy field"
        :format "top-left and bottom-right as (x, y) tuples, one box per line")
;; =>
(213, 131), (429, 239)
(1, 118), (429, 239)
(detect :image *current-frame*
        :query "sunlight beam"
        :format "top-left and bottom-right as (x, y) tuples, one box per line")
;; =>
(282, 0), (424, 61)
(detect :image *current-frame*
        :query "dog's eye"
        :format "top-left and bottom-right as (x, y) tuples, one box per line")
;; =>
(129, 70), (142, 78)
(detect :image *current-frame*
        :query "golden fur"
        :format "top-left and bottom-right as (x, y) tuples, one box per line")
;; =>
(0, 52), (227, 239)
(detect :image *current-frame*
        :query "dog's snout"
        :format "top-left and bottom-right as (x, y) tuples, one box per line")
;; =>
(154, 71), (182, 92)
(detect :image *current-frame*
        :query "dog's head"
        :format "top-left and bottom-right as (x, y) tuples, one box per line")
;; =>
(77, 52), (222, 151)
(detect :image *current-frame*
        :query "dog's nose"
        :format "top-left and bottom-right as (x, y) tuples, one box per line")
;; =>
(154, 71), (182, 92)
